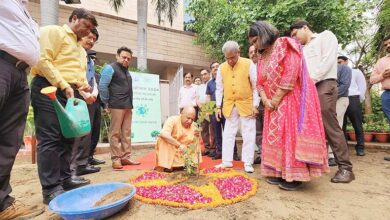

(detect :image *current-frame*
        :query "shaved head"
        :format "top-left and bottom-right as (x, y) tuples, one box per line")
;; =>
(181, 106), (196, 128)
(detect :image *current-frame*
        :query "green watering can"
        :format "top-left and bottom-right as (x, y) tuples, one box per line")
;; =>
(41, 86), (91, 138)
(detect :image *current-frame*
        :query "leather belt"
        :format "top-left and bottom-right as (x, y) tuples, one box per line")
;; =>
(0, 50), (29, 71)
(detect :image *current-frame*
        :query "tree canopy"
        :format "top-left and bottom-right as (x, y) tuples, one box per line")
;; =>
(373, 0), (390, 54)
(187, 0), (375, 60)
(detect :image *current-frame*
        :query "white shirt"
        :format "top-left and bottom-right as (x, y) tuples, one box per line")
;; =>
(303, 31), (338, 82)
(250, 61), (261, 106)
(349, 68), (367, 102)
(215, 59), (260, 108)
(178, 84), (197, 109)
(0, 0), (40, 66)
(196, 81), (209, 104)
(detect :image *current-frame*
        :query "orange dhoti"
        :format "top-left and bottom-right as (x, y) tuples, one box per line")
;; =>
(155, 115), (202, 169)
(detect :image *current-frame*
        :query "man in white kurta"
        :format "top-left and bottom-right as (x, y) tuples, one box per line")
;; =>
(215, 41), (260, 173)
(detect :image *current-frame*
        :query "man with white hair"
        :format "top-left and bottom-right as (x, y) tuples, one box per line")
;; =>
(215, 41), (259, 173)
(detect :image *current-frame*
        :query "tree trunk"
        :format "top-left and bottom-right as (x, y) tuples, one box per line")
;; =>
(137, 0), (148, 70)
(364, 83), (373, 116)
(40, 0), (59, 26)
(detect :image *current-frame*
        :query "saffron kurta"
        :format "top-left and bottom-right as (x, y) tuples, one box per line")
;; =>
(257, 37), (329, 181)
(155, 115), (201, 169)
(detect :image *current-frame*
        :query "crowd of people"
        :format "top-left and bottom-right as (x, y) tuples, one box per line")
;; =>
(158, 21), (390, 190)
(1, 0), (390, 219)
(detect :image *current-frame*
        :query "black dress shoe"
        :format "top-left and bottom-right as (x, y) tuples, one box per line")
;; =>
(266, 177), (284, 185)
(233, 154), (240, 161)
(384, 156), (390, 161)
(43, 189), (64, 205)
(254, 156), (261, 164)
(208, 152), (216, 158)
(356, 148), (365, 156)
(279, 181), (303, 191)
(328, 158), (337, 166)
(201, 151), (209, 156)
(163, 168), (173, 173)
(62, 177), (90, 191)
(89, 157), (105, 165)
(212, 153), (222, 160)
(76, 165), (101, 176)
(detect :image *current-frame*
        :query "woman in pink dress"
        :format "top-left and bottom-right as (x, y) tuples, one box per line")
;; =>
(248, 21), (329, 190)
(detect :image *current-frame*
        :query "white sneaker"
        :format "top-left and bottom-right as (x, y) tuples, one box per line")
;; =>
(244, 163), (254, 173)
(215, 162), (233, 168)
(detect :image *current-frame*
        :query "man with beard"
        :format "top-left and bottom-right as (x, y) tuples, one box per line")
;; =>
(99, 46), (141, 169)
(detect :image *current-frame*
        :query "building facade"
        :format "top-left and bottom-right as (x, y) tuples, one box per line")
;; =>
(28, 0), (212, 121)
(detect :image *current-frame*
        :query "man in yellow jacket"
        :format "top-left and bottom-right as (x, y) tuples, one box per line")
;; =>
(215, 41), (260, 173)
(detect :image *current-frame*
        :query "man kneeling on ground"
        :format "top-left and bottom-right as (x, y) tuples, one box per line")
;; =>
(155, 106), (202, 172)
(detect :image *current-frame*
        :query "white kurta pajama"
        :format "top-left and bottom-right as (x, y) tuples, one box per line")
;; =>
(216, 58), (260, 164)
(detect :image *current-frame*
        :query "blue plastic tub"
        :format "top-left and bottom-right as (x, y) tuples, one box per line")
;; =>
(49, 182), (136, 220)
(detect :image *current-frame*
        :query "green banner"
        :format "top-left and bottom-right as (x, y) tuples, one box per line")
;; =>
(130, 72), (161, 143)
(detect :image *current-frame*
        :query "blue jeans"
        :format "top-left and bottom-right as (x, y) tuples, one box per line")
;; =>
(382, 90), (390, 123)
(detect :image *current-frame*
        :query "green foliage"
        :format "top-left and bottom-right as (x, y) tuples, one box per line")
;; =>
(368, 92), (387, 122)
(107, 0), (178, 26)
(196, 101), (216, 127)
(181, 101), (216, 176)
(151, 130), (160, 138)
(346, 124), (354, 132)
(372, 0), (390, 55)
(107, 0), (125, 12)
(362, 91), (390, 132)
(187, 0), (371, 60)
(24, 105), (35, 136)
(183, 141), (199, 176)
(362, 122), (376, 132)
(152, 0), (179, 26)
(100, 113), (111, 143)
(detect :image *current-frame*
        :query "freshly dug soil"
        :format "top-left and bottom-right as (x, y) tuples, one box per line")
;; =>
(11, 147), (390, 220)
(182, 175), (212, 186)
(166, 171), (212, 186)
(94, 186), (134, 207)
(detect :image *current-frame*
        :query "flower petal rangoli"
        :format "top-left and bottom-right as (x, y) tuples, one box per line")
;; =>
(129, 168), (258, 209)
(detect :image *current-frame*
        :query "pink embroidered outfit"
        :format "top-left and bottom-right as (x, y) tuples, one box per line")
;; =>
(257, 37), (329, 181)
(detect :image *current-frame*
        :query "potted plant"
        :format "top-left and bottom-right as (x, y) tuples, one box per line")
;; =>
(346, 124), (356, 141)
(362, 123), (374, 142)
(373, 119), (390, 143)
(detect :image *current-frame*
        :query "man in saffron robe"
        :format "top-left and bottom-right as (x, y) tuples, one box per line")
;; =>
(155, 106), (201, 171)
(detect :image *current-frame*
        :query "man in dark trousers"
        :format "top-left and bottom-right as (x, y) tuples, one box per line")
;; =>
(0, 0), (44, 218)
(87, 51), (106, 166)
(71, 28), (102, 176)
(339, 56), (367, 157)
(206, 62), (240, 161)
(30, 8), (98, 204)
(249, 45), (263, 164)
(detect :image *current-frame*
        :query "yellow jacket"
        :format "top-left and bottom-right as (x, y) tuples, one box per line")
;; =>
(220, 57), (253, 117)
